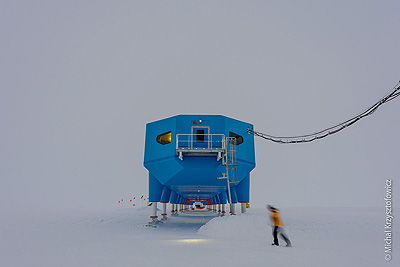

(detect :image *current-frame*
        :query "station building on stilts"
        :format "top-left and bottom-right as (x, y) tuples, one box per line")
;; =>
(143, 115), (256, 223)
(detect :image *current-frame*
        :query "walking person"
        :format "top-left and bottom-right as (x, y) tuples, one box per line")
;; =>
(267, 205), (291, 247)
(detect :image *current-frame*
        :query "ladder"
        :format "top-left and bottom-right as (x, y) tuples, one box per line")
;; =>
(218, 137), (238, 204)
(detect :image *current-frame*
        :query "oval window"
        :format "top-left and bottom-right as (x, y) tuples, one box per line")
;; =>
(156, 131), (171, 145)
(229, 132), (243, 145)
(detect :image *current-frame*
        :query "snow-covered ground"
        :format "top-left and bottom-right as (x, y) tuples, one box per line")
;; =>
(1, 206), (398, 267)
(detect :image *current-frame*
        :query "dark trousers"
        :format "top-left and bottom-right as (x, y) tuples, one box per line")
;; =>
(273, 226), (291, 246)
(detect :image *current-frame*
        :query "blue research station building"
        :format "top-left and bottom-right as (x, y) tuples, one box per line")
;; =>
(143, 115), (256, 220)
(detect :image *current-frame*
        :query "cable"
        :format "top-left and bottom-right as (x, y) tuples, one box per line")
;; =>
(248, 81), (400, 144)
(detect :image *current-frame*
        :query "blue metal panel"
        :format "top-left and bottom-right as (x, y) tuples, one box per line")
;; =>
(219, 191), (228, 204)
(236, 175), (250, 203)
(144, 116), (176, 165)
(169, 191), (178, 204)
(144, 157), (183, 185)
(149, 173), (163, 202)
(160, 187), (171, 203)
(215, 194), (221, 204)
(230, 187), (238, 203)
(225, 117), (256, 182)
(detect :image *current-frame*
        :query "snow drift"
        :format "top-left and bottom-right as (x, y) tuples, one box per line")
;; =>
(1, 206), (398, 267)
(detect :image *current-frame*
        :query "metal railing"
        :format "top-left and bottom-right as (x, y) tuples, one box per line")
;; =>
(176, 134), (226, 150)
(217, 137), (238, 204)
(225, 137), (238, 183)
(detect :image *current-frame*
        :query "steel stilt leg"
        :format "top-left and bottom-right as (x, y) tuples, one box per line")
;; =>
(241, 202), (246, 213)
(230, 203), (236, 215)
(161, 202), (167, 221)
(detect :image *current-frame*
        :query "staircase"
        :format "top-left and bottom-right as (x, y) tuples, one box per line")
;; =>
(223, 137), (238, 184)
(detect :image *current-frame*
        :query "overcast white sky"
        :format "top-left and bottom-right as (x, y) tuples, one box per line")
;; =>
(1, 0), (399, 208)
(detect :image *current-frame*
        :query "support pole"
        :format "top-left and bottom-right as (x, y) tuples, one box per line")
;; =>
(230, 203), (236, 215)
(171, 204), (176, 215)
(221, 204), (226, 215)
(150, 202), (158, 221)
(241, 202), (246, 213)
(161, 203), (167, 221)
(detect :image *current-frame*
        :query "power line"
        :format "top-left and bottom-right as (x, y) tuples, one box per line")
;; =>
(247, 81), (400, 144)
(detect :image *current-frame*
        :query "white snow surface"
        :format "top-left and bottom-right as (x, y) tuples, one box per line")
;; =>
(1, 206), (398, 267)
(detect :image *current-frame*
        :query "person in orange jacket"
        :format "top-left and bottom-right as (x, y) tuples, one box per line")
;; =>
(267, 205), (291, 247)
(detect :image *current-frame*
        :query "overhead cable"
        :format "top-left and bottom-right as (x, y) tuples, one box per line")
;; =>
(247, 81), (400, 144)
